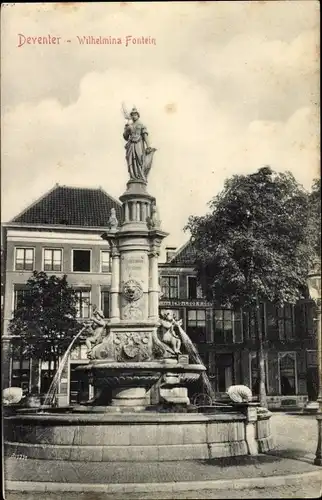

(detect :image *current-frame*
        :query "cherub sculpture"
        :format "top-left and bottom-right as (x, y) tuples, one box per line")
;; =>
(85, 305), (107, 358)
(159, 310), (182, 355)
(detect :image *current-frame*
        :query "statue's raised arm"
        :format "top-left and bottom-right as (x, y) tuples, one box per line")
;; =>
(122, 106), (156, 183)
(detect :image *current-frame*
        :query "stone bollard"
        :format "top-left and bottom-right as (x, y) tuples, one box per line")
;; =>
(244, 403), (259, 456)
(314, 414), (322, 466)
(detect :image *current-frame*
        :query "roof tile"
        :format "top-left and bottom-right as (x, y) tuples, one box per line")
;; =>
(11, 186), (122, 227)
(170, 241), (197, 265)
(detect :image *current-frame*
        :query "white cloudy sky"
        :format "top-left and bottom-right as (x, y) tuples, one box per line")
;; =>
(1, 1), (320, 252)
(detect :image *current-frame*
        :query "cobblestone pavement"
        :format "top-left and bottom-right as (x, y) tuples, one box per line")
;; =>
(4, 453), (318, 484)
(268, 412), (318, 462)
(4, 412), (322, 499)
(5, 481), (322, 500)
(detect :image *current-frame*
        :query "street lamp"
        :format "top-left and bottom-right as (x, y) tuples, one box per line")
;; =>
(307, 262), (322, 466)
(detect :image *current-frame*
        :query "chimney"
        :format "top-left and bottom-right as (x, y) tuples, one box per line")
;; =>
(166, 246), (177, 262)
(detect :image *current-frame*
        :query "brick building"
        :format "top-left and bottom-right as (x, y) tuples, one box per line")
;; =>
(1, 185), (318, 409)
(159, 243), (318, 410)
(2, 185), (121, 404)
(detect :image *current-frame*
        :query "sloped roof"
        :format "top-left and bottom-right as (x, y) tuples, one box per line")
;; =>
(168, 240), (197, 265)
(10, 185), (122, 228)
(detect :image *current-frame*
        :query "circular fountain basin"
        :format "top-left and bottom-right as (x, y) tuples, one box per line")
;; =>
(4, 407), (274, 462)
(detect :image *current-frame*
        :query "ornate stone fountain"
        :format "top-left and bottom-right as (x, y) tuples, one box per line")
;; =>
(4, 107), (274, 464)
(80, 105), (205, 411)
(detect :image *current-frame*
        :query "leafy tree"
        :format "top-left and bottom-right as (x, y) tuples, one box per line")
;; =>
(308, 178), (321, 259)
(1, 246), (5, 323)
(185, 166), (315, 407)
(9, 271), (83, 372)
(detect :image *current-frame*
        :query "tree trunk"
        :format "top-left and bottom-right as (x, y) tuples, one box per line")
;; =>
(256, 297), (268, 408)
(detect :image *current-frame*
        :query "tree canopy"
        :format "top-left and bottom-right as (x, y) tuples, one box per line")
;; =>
(185, 166), (316, 309)
(308, 177), (321, 260)
(9, 271), (83, 365)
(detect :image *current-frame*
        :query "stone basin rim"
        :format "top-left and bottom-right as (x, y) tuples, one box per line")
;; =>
(4, 411), (247, 423)
(82, 362), (206, 370)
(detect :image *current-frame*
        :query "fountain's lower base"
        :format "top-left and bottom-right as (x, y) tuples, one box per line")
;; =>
(79, 360), (205, 410)
(4, 408), (274, 462)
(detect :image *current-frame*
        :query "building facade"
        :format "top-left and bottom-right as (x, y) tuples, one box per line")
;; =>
(2, 185), (319, 410)
(2, 185), (121, 404)
(159, 243), (318, 410)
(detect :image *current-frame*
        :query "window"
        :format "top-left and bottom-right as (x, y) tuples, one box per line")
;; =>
(69, 363), (90, 404)
(246, 303), (266, 341)
(72, 250), (91, 272)
(306, 350), (317, 367)
(186, 309), (206, 343)
(214, 309), (243, 344)
(266, 303), (279, 340)
(215, 354), (234, 392)
(13, 287), (29, 312)
(278, 304), (295, 341)
(279, 352), (297, 395)
(302, 302), (314, 337)
(101, 290), (110, 318)
(198, 351), (209, 368)
(75, 289), (91, 318)
(160, 309), (183, 322)
(11, 357), (31, 394)
(249, 352), (268, 395)
(208, 352), (216, 376)
(70, 345), (89, 361)
(40, 361), (56, 394)
(187, 277), (203, 299)
(43, 249), (62, 272)
(100, 251), (111, 273)
(15, 248), (34, 271)
(161, 276), (179, 299)
(306, 350), (318, 401)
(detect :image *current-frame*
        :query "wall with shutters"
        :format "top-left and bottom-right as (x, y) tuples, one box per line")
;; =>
(267, 350), (279, 395)
(240, 349), (251, 387)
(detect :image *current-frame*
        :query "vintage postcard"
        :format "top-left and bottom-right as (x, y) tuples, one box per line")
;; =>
(1, 2), (320, 499)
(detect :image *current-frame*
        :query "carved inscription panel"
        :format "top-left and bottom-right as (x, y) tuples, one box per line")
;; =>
(120, 251), (149, 320)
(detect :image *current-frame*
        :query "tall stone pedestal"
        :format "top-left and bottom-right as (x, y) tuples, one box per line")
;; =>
(107, 180), (167, 326)
(81, 179), (206, 412)
(84, 180), (171, 410)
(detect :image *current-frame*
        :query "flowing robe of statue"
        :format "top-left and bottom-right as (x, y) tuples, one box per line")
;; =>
(123, 121), (155, 182)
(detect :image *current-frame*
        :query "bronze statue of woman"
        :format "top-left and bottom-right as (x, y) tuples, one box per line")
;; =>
(123, 107), (156, 183)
